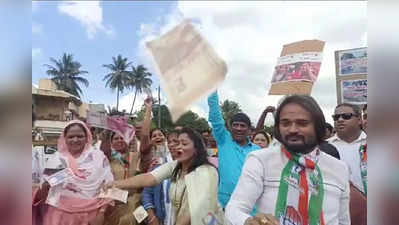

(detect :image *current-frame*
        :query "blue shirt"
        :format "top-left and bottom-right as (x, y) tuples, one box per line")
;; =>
(208, 91), (260, 208)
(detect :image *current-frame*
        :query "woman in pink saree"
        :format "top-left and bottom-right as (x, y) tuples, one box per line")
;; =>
(41, 120), (114, 225)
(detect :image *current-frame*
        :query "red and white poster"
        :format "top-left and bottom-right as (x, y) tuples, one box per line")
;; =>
(271, 52), (323, 83)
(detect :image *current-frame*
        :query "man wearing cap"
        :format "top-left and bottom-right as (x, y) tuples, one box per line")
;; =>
(207, 91), (261, 209)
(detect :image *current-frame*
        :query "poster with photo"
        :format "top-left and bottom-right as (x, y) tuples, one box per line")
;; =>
(338, 48), (367, 76)
(341, 79), (367, 104)
(271, 52), (323, 83)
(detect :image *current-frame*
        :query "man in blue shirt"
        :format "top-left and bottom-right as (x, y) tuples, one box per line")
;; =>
(208, 91), (261, 209)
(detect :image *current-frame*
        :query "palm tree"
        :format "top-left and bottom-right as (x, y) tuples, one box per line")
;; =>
(103, 55), (132, 111)
(127, 65), (153, 114)
(44, 53), (89, 98)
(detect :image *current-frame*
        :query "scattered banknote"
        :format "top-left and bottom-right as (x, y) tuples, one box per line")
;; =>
(146, 19), (227, 121)
(98, 187), (129, 204)
(45, 168), (70, 187)
(133, 205), (148, 223)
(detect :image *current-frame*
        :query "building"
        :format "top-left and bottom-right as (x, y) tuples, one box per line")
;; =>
(32, 78), (105, 146)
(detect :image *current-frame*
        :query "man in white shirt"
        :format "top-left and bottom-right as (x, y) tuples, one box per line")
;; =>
(328, 103), (367, 194)
(225, 95), (350, 225)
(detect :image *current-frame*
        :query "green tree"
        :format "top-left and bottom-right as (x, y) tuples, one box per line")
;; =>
(127, 65), (153, 115)
(176, 110), (210, 132)
(131, 104), (210, 133)
(220, 99), (242, 125)
(263, 125), (274, 137)
(44, 53), (89, 98)
(103, 55), (132, 111)
(152, 104), (174, 131)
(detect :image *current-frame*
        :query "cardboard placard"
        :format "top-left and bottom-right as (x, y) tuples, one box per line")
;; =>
(269, 40), (325, 95)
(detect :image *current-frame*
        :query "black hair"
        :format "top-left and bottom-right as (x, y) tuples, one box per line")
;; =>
(335, 103), (361, 116)
(325, 123), (334, 134)
(274, 95), (326, 145)
(167, 130), (179, 139)
(171, 127), (213, 182)
(230, 112), (251, 127)
(150, 128), (166, 138)
(252, 130), (271, 145)
(64, 123), (87, 137)
(363, 104), (367, 112)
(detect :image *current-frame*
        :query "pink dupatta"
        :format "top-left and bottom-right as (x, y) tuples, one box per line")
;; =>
(49, 120), (113, 213)
(58, 120), (93, 179)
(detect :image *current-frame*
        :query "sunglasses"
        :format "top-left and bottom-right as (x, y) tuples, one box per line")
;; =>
(332, 113), (358, 121)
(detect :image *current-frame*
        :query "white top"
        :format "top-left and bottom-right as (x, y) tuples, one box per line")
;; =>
(225, 144), (350, 225)
(151, 161), (225, 225)
(45, 147), (114, 207)
(328, 131), (367, 193)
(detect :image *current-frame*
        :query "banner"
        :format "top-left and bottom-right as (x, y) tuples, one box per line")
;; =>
(269, 40), (325, 95)
(146, 19), (227, 122)
(271, 52), (322, 83)
(338, 48), (367, 76)
(87, 112), (135, 144)
(341, 79), (367, 105)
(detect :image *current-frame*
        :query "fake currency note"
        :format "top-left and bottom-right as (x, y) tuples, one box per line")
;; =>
(146, 19), (227, 122)
(133, 205), (148, 223)
(45, 168), (70, 187)
(98, 187), (129, 203)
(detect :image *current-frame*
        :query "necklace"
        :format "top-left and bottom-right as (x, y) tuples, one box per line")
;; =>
(172, 176), (186, 211)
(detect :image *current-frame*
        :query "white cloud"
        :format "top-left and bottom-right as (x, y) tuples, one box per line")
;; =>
(58, 1), (115, 39)
(32, 48), (42, 59)
(136, 1), (367, 125)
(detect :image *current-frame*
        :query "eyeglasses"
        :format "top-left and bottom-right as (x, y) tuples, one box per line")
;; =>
(332, 113), (358, 121)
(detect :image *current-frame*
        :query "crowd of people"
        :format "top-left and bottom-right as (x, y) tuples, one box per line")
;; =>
(32, 90), (367, 225)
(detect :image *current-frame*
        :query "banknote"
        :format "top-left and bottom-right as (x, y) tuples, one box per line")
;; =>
(133, 205), (148, 223)
(146, 19), (227, 121)
(98, 187), (129, 203)
(45, 168), (70, 187)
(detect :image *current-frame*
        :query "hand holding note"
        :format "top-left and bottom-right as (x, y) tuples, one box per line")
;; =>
(98, 187), (129, 204)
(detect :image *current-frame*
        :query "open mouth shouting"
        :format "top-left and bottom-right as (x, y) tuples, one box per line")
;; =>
(175, 149), (184, 158)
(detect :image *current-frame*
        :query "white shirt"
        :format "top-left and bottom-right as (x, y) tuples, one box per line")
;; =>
(328, 131), (367, 193)
(225, 144), (350, 225)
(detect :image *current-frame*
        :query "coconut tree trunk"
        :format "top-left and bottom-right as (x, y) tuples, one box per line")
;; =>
(116, 85), (120, 112)
(129, 89), (138, 115)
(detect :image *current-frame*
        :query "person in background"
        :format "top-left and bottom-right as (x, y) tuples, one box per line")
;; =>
(251, 131), (271, 149)
(207, 91), (260, 209)
(325, 122), (335, 139)
(105, 127), (225, 225)
(104, 131), (143, 225)
(362, 104), (367, 133)
(319, 122), (341, 159)
(255, 106), (276, 132)
(329, 103), (367, 195)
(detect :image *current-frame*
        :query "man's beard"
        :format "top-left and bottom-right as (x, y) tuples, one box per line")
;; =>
(281, 134), (318, 154)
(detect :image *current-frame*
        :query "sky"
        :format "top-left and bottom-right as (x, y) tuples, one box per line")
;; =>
(32, 1), (367, 126)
